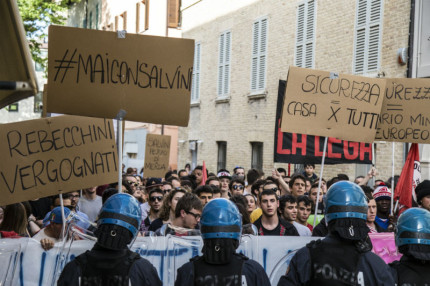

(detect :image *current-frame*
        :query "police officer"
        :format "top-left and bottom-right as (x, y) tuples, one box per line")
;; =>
(389, 207), (430, 285)
(175, 198), (271, 286)
(58, 193), (162, 286)
(278, 181), (394, 286)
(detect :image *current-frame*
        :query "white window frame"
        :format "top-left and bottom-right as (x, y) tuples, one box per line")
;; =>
(353, 0), (383, 75)
(191, 42), (201, 103)
(294, 0), (316, 68)
(250, 17), (268, 94)
(217, 30), (232, 98)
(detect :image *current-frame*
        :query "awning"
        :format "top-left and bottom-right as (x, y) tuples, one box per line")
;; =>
(0, 0), (38, 109)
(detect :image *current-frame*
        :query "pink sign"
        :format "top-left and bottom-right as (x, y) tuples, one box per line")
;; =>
(369, 232), (402, 263)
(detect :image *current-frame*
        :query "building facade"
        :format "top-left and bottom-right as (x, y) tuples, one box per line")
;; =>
(178, 0), (430, 181)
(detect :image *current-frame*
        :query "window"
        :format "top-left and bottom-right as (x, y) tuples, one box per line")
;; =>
(136, 0), (149, 33)
(251, 17), (268, 93)
(7, 103), (18, 112)
(353, 0), (383, 74)
(167, 0), (180, 28)
(189, 140), (198, 170)
(89, 11), (93, 29)
(95, 4), (99, 29)
(251, 142), (263, 171)
(218, 31), (231, 97)
(217, 141), (227, 171)
(295, 0), (315, 68)
(35, 50), (48, 72)
(191, 42), (201, 102)
(115, 12), (127, 31)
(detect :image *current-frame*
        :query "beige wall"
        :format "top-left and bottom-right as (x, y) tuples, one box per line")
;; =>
(179, 0), (410, 181)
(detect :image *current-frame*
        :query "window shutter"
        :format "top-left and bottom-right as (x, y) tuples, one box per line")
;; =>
(191, 43), (201, 102)
(251, 18), (268, 92)
(251, 21), (259, 91)
(295, 1), (315, 68)
(168, 0), (179, 28)
(224, 32), (231, 95)
(218, 34), (225, 97)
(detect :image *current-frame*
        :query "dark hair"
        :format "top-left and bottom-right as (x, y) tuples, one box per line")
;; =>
(246, 168), (261, 186)
(175, 193), (203, 218)
(361, 185), (374, 202)
(310, 182), (320, 189)
(164, 171), (175, 180)
(251, 179), (266, 198)
(0, 203), (27, 235)
(279, 195), (297, 212)
(263, 180), (279, 189)
(337, 174), (350, 181)
(126, 167), (134, 174)
(289, 174), (306, 189)
(162, 181), (173, 188)
(167, 176), (180, 184)
(210, 185), (221, 195)
(327, 177), (340, 189)
(233, 166), (245, 174)
(149, 188), (164, 198)
(102, 188), (119, 204)
(229, 178), (245, 190)
(230, 194), (250, 224)
(194, 185), (214, 197)
(297, 195), (312, 207)
(206, 176), (220, 185)
(259, 189), (278, 202)
(304, 163), (315, 168)
(178, 169), (187, 176)
(159, 188), (187, 221)
(277, 167), (287, 174)
(193, 165), (208, 177)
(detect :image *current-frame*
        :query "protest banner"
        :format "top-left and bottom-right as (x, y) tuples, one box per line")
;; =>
(47, 25), (194, 126)
(375, 78), (430, 143)
(275, 80), (372, 164)
(144, 134), (171, 178)
(0, 115), (117, 205)
(280, 67), (386, 143)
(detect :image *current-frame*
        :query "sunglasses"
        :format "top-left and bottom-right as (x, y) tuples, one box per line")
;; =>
(149, 196), (163, 202)
(185, 210), (201, 219)
(127, 181), (139, 187)
(263, 187), (278, 192)
(232, 185), (244, 190)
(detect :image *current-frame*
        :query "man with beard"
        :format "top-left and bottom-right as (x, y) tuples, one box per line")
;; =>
(142, 189), (164, 232)
(278, 181), (394, 286)
(372, 183), (392, 231)
(253, 190), (298, 236)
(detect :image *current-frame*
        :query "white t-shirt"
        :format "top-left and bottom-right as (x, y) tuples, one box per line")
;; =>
(32, 228), (60, 243)
(78, 195), (102, 222)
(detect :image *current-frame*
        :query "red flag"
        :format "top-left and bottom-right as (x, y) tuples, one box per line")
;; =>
(394, 143), (420, 212)
(200, 161), (208, 186)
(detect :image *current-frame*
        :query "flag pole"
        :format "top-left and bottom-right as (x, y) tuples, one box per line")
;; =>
(391, 142), (395, 216)
(313, 136), (328, 228)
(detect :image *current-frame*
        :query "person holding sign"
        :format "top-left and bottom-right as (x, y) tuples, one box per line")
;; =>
(278, 181), (394, 286)
(58, 193), (161, 286)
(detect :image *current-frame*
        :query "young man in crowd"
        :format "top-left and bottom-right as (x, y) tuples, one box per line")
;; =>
(308, 183), (324, 214)
(156, 193), (202, 236)
(233, 166), (246, 181)
(372, 183), (392, 231)
(194, 185), (214, 207)
(142, 188), (164, 232)
(415, 180), (430, 211)
(192, 165), (204, 186)
(279, 195), (311, 236)
(245, 169), (262, 195)
(217, 170), (232, 198)
(230, 178), (246, 196)
(206, 176), (221, 188)
(296, 195), (313, 232)
(289, 174), (307, 197)
(78, 186), (102, 222)
(252, 190), (298, 236)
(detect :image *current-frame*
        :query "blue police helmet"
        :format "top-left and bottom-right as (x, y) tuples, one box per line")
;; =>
(200, 198), (242, 240)
(97, 193), (142, 238)
(396, 207), (430, 247)
(324, 181), (368, 223)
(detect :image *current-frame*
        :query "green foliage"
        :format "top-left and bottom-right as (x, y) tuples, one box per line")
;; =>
(17, 0), (81, 72)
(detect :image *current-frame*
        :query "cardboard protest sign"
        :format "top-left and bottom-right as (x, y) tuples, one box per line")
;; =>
(144, 134), (171, 178)
(280, 67), (386, 143)
(47, 25), (194, 126)
(275, 80), (372, 164)
(0, 115), (117, 205)
(375, 78), (430, 143)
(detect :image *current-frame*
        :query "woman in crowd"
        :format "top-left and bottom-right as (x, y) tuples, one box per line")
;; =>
(0, 203), (32, 237)
(244, 194), (257, 215)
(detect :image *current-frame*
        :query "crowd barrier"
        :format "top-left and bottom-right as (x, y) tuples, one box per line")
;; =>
(0, 233), (401, 286)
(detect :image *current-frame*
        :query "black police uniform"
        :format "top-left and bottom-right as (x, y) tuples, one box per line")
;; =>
(175, 253), (271, 286)
(57, 245), (162, 286)
(277, 234), (395, 286)
(389, 255), (430, 286)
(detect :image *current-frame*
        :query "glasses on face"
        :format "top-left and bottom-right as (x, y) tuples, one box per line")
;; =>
(69, 195), (80, 199)
(127, 181), (139, 187)
(185, 210), (201, 220)
(149, 196), (163, 202)
(263, 187), (278, 192)
(232, 185), (244, 190)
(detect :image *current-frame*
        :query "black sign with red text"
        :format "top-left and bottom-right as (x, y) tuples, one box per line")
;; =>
(274, 80), (372, 164)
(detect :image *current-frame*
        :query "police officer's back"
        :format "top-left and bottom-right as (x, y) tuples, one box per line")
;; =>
(389, 207), (430, 285)
(57, 193), (161, 286)
(278, 181), (394, 286)
(175, 198), (271, 286)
